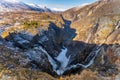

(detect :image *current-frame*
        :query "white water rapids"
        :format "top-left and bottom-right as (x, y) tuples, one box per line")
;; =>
(39, 46), (101, 75)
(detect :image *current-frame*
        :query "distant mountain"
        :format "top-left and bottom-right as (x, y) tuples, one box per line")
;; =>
(28, 3), (52, 12)
(0, 0), (52, 12)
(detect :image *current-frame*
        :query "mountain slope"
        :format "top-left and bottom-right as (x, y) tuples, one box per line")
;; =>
(0, 0), (52, 12)
(28, 3), (52, 12)
(62, 0), (120, 44)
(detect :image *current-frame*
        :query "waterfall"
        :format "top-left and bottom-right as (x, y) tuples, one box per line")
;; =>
(39, 46), (58, 71)
(40, 45), (101, 75)
(65, 46), (101, 72)
(55, 48), (70, 75)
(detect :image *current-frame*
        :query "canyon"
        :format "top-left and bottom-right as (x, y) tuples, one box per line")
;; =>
(0, 0), (120, 80)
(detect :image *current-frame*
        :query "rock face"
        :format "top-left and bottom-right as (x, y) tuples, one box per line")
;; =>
(0, 21), (119, 79)
(62, 0), (120, 44)
(30, 22), (76, 57)
(1, 22), (77, 75)
(0, 0), (120, 79)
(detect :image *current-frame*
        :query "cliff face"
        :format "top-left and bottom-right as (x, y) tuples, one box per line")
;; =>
(0, 0), (120, 80)
(0, 21), (119, 79)
(62, 0), (120, 44)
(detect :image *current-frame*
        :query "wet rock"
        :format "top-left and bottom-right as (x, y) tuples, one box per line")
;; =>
(24, 46), (53, 74)
(5, 32), (32, 49)
(67, 41), (87, 66)
(90, 44), (120, 77)
(31, 22), (76, 57)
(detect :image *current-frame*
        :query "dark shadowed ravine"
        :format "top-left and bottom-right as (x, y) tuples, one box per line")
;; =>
(0, 0), (120, 79)
(0, 20), (119, 78)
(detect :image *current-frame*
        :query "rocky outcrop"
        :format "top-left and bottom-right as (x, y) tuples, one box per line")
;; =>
(90, 44), (120, 76)
(30, 22), (76, 57)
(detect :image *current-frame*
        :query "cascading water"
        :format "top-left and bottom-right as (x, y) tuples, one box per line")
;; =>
(41, 45), (101, 75)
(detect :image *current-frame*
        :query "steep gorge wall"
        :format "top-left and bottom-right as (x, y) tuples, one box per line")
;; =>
(62, 0), (120, 44)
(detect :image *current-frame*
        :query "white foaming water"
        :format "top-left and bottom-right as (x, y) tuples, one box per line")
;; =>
(65, 47), (101, 72)
(40, 46), (70, 75)
(39, 47), (57, 71)
(55, 48), (70, 75)
(40, 46), (101, 75)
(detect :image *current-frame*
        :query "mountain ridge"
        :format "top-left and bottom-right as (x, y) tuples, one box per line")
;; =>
(62, 0), (120, 44)
(0, 0), (52, 12)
